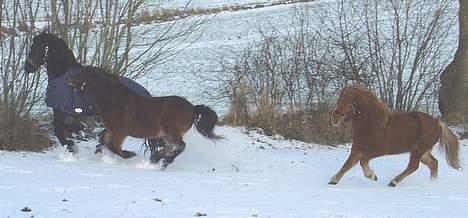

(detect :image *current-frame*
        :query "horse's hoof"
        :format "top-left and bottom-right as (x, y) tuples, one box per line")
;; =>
(94, 148), (102, 154)
(122, 150), (137, 159)
(328, 181), (338, 185)
(372, 175), (378, 181)
(160, 163), (169, 170)
(66, 145), (78, 154)
(150, 156), (162, 164)
(388, 181), (397, 187)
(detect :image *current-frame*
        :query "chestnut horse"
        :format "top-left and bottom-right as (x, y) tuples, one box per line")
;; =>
(330, 85), (462, 186)
(68, 66), (221, 167)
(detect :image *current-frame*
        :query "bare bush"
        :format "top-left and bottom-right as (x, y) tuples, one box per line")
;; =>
(0, 0), (50, 151)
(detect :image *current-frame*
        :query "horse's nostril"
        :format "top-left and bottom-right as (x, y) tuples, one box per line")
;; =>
(334, 110), (345, 117)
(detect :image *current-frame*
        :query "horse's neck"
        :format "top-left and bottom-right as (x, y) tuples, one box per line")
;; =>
(353, 97), (389, 130)
(46, 49), (79, 81)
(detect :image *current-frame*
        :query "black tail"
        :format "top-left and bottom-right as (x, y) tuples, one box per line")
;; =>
(193, 105), (222, 140)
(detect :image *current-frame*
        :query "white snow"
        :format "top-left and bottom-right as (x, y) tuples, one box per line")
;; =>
(1, 126), (467, 217)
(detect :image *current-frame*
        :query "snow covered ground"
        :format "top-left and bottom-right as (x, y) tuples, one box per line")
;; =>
(1, 126), (467, 217)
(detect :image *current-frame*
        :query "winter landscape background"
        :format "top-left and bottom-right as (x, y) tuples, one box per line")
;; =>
(1, 0), (468, 217)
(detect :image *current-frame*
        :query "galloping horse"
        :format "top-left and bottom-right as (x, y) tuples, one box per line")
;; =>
(330, 85), (462, 186)
(24, 32), (154, 154)
(68, 66), (221, 167)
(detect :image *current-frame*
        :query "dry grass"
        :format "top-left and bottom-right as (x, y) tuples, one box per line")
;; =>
(0, 109), (50, 152)
(223, 96), (351, 145)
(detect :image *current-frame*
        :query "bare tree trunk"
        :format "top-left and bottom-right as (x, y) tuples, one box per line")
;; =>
(439, 0), (468, 129)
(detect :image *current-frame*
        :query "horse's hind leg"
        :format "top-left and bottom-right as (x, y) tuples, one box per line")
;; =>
(389, 151), (422, 187)
(329, 146), (363, 185)
(161, 140), (186, 168)
(420, 150), (438, 179)
(149, 138), (166, 163)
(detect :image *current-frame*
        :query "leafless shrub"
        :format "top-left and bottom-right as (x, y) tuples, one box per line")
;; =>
(1, 0), (50, 151)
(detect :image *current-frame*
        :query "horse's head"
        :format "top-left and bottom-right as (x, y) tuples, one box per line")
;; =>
(332, 86), (358, 127)
(25, 32), (77, 79)
(24, 32), (53, 73)
(332, 85), (390, 128)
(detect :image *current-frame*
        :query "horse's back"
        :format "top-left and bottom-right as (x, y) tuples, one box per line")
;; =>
(387, 111), (440, 152)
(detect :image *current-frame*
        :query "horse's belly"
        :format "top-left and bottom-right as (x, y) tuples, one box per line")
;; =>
(128, 126), (161, 139)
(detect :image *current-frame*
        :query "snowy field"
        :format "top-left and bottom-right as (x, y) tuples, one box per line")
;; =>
(1, 126), (467, 217)
(150, 0), (284, 9)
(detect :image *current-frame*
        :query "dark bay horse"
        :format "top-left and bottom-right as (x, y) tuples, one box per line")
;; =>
(68, 66), (221, 167)
(330, 85), (462, 186)
(24, 32), (155, 155)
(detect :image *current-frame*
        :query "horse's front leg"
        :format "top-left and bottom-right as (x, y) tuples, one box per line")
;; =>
(329, 145), (363, 185)
(52, 110), (76, 153)
(107, 131), (136, 159)
(360, 155), (378, 181)
(95, 129), (111, 154)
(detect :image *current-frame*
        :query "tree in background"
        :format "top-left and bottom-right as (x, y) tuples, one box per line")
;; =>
(439, 0), (468, 136)
(218, 0), (457, 144)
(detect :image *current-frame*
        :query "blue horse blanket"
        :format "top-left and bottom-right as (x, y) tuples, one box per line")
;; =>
(46, 67), (151, 116)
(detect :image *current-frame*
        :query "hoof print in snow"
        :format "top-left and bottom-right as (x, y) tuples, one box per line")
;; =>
(194, 212), (207, 217)
(62, 199), (68, 202)
(153, 198), (163, 202)
(21, 207), (32, 212)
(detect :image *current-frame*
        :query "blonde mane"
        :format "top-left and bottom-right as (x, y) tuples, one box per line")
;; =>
(344, 85), (390, 128)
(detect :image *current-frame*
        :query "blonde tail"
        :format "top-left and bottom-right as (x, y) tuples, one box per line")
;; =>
(439, 121), (462, 170)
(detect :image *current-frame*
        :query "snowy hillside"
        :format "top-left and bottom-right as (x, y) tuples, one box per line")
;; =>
(1, 126), (467, 217)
